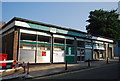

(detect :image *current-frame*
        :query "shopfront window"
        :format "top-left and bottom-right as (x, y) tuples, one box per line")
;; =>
(37, 35), (51, 63)
(66, 39), (74, 55)
(20, 33), (37, 50)
(53, 36), (65, 63)
(38, 35), (51, 51)
(54, 37), (65, 51)
(19, 33), (37, 63)
(77, 41), (85, 48)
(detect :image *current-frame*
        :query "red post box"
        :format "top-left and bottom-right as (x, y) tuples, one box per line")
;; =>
(0, 53), (8, 66)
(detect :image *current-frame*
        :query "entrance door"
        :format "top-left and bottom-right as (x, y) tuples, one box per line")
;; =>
(77, 48), (85, 62)
(93, 50), (100, 60)
(109, 48), (112, 59)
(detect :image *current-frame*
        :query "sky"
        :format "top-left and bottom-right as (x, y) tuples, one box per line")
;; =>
(2, 2), (118, 32)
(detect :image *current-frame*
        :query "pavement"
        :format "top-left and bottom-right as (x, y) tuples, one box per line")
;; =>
(26, 58), (119, 79)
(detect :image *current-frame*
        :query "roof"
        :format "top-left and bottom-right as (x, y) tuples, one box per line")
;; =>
(0, 21), (6, 28)
(2, 17), (113, 43)
(2, 17), (87, 34)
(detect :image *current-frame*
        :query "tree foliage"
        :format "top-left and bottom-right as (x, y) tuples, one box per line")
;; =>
(86, 9), (120, 42)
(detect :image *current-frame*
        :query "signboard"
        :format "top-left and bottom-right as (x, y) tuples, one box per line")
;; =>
(85, 42), (92, 49)
(50, 28), (56, 33)
(93, 43), (105, 50)
(109, 44), (113, 48)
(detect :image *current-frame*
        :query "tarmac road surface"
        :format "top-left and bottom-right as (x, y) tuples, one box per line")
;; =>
(2, 62), (120, 81)
(29, 63), (120, 80)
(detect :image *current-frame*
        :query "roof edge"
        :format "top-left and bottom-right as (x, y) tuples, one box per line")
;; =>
(11, 17), (87, 34)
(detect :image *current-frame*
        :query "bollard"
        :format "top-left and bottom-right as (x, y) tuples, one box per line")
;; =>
(27, 62), (30, 74)
(23, 62), (26, 73)
(88, 59), (90, 67)
(65, 60), (67, 70)
(106, 57), (109, 64)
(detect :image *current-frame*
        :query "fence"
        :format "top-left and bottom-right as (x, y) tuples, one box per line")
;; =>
(0, 60), (30, 74)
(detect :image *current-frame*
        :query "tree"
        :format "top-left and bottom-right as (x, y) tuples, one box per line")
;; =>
(86, 9), (120, 42)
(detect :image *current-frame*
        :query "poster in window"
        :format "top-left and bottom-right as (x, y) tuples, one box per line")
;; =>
(42, 51), (46, 56)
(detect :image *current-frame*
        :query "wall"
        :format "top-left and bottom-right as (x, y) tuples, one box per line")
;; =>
(114, 43), (120, 57)
(13, 31), (19, 60)
(1, 18), (115, 63)
(2, 31), (14, 60)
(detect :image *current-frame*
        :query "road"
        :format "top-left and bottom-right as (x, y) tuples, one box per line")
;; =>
(3, 63), (120, 81)
(29, 63), (120, 80)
